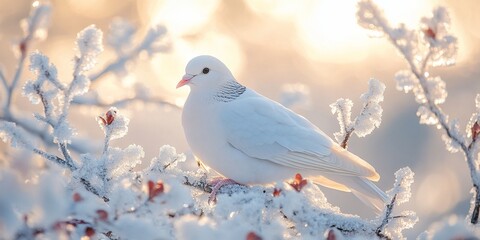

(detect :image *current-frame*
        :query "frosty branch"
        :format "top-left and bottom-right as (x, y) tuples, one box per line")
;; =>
(357, 0), (480, 224)
(0, 1), (173, 157)
(331, 78), (385, 149)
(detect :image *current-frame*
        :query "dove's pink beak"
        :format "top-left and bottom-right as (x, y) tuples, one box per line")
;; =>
(177, 74), (194, 89)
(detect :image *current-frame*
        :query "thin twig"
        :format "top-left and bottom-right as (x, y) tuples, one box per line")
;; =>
(31, 147), (74, 170)
(340, 129), (353, 149)
(376, 194), (397, 235)
(72, 95), (180, 109)
(0, 68), (7, 90)
(4, 44), (27, 113)
(183, 176), (213, 193)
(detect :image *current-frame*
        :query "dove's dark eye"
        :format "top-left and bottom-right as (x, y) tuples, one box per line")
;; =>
(202, 68), (210, 74)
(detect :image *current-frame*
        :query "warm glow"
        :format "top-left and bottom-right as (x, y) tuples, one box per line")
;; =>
(295, 1), (370, 63)
(143, 0), (221, 37)
(244, 0), (439, 63)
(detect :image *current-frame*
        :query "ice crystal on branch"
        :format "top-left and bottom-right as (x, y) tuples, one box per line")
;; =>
(388, 167), (414, 205)
(356, 0), (387, 37)
(355, 78), (385, 137)
(330, 98), (353, 144)
(331, 79), (385, 146)
(395, 70), (417, 94)
(0, 122), (34, 149)
(466, 94), (480, 140)
(20, 1), (51, 43)
(421, 7), (457, 67)
(442, 120), (464, 153)
(375, 167), (417, 239)
(23, 52), (63, 107)
(357, 0), (480, 226)
(75, 25), (103, 73)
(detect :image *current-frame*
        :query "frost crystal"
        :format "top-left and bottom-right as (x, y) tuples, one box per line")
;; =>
(378, 167), (417, 239)
(354, 78), (385, 137)
(53, 120), (75, 144)
(394, 70), (417, 93)
(149, 145), (186, 173)
(331, 79), (385, 143)
(330, 98), (353, 143)
(466, 94), (480, 138)
(417, 106), (438, 126)
(24, 51), (64, 107)
(356, 0), (387, 37)
(106, 145), (144, 179)
(442, 119), (463, 153)
(75, 25), (104, 72)
(421, 7), (457, 67)
(28, 51), (61, 88)
(387, 167), (414, 204)
(0, 121), (34, 149)
(426, 76), (447, 104)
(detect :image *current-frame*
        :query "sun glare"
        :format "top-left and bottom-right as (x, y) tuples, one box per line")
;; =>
(140, 0), (221, 37)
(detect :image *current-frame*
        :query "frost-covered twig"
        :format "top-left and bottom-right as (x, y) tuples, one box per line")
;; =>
(72, 94), (179, 109)
(374, 168), (417, 239)
(357, 0), (480, 224)
(3, 1), (51, 115)
(331, 78), (385, 148)
(89, 22), (169, 83)
(1, 6), (171, 158)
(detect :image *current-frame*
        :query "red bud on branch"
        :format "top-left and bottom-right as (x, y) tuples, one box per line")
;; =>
(148, 180), (165, 202)
(472, 121), (480, 140)
(289, 173), (308, 192)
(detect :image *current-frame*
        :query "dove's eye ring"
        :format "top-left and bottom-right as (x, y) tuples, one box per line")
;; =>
(202, 68), (210, 74)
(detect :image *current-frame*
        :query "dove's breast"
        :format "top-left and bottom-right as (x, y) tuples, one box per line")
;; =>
(181, 93), (297, 184)
(182, 95), (230, 166)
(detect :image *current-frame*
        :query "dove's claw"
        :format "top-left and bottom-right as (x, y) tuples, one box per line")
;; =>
(208, 178), (239, 204)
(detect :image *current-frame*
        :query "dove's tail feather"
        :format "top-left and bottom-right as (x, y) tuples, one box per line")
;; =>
(313, 174), (388, 213)
(346, 177), (388, 213)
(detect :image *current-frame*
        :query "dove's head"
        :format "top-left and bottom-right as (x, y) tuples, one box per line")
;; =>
(177, 55), (235, 90)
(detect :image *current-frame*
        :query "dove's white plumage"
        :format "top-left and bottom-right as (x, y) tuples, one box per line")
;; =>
(179, 55), (388, 211)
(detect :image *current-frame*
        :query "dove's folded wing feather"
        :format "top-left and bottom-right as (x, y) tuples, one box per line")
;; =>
(220, 95), (379, 181)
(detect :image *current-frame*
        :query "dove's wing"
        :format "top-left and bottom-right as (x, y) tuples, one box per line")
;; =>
(220, 94), (379, 181)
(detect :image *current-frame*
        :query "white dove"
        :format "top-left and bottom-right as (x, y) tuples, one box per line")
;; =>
(177, 55), (388, 211)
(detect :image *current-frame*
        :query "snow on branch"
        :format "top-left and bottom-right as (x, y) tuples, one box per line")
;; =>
(331, 78), (385, 148)
(374, 167), (417, 239)
(357, 0), (480, 225)
(1, 2), (173, 158)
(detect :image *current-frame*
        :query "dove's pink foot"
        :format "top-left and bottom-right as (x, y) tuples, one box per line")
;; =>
(208, 178), (240, 204)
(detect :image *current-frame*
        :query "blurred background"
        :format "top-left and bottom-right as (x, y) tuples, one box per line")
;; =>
(1, 0), (479, 237)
